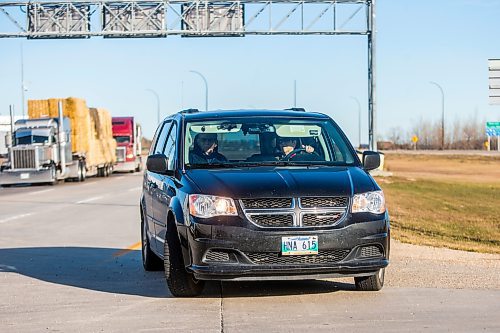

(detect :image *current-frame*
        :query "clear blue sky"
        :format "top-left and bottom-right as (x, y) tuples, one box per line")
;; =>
(0, 0), (499, 145)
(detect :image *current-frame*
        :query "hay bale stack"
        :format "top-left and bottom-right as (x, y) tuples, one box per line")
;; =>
(28, 97), (116, 167)
(89, 108), (117, 165)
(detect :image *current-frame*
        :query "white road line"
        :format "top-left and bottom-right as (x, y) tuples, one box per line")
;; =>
(76, 196), (103, 204)
(0, 213), (33, 224)
(28, 189), (54, 196)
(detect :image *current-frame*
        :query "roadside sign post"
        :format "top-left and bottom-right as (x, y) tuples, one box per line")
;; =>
(411, 135), (419, 150)
(489, 59), (500, 105)
(486, 122), (500, 151)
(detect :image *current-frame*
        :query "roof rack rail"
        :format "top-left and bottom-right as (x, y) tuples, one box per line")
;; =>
(180, 108), (200, 114)
(284, 107), (306, 112)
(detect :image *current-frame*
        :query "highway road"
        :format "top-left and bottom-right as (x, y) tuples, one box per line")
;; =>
(1, 173), (499, 332)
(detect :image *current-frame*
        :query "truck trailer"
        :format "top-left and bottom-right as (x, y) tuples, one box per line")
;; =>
(112, 117), (142, 172)
(0, 97), (116, 186)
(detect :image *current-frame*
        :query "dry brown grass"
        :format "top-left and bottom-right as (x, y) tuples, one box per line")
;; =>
(376, 152), (500, 254)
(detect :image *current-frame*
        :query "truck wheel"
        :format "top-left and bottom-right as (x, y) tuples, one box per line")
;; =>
(80, 162), (86, 182)
(75, 161), (84, 182)
(48, 165), (58, 186)
(141, 212), (163, 271)
(164, 220), (204, 297)
(354, 268), (385, 291)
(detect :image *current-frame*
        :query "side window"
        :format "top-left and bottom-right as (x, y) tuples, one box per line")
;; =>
(162, 123), (177, 171)
(151, 121), (171, 155)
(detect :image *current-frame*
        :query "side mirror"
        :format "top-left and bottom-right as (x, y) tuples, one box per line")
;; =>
(146, 154), (173, 175)
(362, 151), (381, 171)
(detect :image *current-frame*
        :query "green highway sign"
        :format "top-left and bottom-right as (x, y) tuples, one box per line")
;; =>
(486, 122), (500, 136)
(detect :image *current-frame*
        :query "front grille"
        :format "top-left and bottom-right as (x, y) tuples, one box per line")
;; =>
(13, 149), (36, 169)
(116, 147), (126, 162)
(359, 246), (383, 258)
(245, 250), (350, 265)
(204, 250), (230, 262)
(241, 198), (292, 209)
(302, 213), (342, 227)
(249, 214), (293, 227)
(300, 197), (348, 208)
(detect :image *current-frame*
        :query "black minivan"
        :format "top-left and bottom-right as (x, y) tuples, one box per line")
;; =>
(141, 109), (389, 297)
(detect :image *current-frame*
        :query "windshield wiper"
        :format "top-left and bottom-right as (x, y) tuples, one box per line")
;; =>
(188, 163), (237, 169)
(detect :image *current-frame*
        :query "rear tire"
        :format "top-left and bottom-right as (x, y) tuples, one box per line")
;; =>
(141, 211), (163, 271)
(355, 268), (385, 291)
(164, 219), (204, 297)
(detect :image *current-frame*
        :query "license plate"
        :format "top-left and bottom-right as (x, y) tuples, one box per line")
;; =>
(20, 173), (30, 180)
(281, 236), (318, 256)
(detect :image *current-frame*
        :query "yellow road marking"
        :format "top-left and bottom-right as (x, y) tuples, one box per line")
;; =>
(113, 241), (141, 257)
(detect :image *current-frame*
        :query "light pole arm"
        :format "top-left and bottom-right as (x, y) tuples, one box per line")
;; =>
(429, 81), (445, 149)
(146, 89), (161, 124)
(189, 70), (209, 111)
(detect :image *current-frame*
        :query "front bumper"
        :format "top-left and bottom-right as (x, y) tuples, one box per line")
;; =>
(113, 161), (137, 172)
(185, 217), (390, 281)
(0, 168), (53, 185)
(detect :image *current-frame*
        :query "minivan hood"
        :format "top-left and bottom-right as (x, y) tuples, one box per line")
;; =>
(185, 166), (376, 198)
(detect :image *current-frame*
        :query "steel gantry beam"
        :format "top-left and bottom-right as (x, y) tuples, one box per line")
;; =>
(0, 0), (377, 150)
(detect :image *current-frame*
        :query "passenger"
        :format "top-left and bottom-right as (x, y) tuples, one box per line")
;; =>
(189, 133), (227, 164)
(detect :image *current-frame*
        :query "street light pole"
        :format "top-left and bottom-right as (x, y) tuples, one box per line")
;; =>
(350, 96), (362, 149)
(189, 70), (208, 111)
(429, 81), (445, 150)
(145, 89), (161, 125)
(20, 43), (26, 118)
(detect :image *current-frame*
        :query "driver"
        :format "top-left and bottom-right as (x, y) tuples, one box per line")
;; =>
(189, 133), (227, 164)
(277, 137), (321, 161)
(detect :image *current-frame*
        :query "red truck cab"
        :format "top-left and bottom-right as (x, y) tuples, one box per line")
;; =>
(112, 117), (142, 172)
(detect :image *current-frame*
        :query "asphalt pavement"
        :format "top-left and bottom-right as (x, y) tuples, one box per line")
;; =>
(0, 173), (499, 332)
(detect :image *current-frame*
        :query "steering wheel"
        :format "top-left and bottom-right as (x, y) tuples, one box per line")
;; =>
(283, 148), (307, 161)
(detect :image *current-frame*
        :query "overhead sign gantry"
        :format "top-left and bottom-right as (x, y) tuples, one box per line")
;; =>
(0, 0), (378, 150)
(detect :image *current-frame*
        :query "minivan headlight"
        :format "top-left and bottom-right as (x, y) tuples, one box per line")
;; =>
(189, 194), (238, 218)
(351, 191), (386, 214)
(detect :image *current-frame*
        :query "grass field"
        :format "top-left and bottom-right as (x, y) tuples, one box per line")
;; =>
(377, 153), (500, 254)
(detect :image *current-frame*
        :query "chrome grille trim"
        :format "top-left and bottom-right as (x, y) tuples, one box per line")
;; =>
(299, 196), (348, 208)
(240, 197), (348, 229)
(248, 213), (293, 228)
(116, 147), (126, 162)
(12, 148), (37, 169)
(241, 198), (293, 209)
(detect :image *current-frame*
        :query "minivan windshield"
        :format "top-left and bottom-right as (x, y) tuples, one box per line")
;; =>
(184, 118), (358, 168)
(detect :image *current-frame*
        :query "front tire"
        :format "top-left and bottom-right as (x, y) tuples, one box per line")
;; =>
(355, 268), (385, 291)
(164, 220), (204, 297)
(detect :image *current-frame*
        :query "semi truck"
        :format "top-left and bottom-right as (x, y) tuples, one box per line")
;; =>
(112, 117), (142, 172)
(0, 98), (116, 186)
